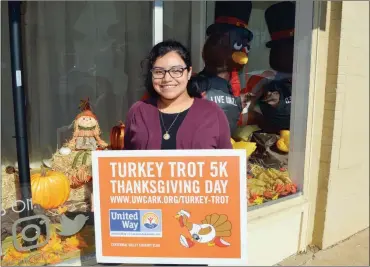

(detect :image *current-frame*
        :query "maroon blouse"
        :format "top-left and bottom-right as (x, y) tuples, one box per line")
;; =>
(124, 97), (232, 150)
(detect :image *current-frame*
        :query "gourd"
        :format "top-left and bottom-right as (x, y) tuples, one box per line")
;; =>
(232, 141), (257, 157)
(110, 121), (125, 150)
(69, 151), (92, 189)
(276, 130), (290, 153)
(31, 166), (71, 209)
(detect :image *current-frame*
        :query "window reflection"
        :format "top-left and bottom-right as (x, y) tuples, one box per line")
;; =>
(2, 1), (152, 266)
(2, 1), (307, 266)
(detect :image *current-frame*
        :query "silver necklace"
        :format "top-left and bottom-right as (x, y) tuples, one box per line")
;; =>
(159, 111), (182, 140)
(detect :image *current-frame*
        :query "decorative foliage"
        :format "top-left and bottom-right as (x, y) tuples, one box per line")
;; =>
(247, 164), (297, 206)
(1, 227), (89, 266)
(78, 98), (92, 112)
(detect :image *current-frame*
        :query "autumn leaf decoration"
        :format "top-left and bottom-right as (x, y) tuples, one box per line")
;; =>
(57, 206), (68, 215)
(78, 98), (92, 112)
(1, 228), (89, 266)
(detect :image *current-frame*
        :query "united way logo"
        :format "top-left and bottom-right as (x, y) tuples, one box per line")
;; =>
(109, 209), (162, 237)
(142, 212), (159, 230)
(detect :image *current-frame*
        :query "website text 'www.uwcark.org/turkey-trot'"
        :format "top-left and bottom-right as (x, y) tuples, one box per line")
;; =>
(109, 195), (230, 204)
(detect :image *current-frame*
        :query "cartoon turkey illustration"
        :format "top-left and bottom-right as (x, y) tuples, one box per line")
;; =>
(175, 210), (232, 248)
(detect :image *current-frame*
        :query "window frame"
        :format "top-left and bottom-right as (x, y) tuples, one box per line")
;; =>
(153, 0), (163, 46)
(153, 0), (314, 207)
(287, 0), (314, 194)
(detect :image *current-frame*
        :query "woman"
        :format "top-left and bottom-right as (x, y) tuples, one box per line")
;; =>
(124, 40), (232, 150)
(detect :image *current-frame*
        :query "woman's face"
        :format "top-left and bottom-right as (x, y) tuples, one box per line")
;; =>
(152, 51), (192, 100)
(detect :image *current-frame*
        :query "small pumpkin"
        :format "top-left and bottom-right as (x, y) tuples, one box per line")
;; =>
(31, 166), (71, 209)
(110, 121), (125, 150)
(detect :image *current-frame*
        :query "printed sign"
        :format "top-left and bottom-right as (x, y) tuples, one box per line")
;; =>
(92, 150), (247, 265)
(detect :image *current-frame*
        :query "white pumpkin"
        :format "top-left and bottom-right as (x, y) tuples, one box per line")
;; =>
(59, 146), (71, 155)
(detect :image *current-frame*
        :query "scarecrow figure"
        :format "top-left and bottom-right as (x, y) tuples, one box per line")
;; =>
(68, 98), (108, 150)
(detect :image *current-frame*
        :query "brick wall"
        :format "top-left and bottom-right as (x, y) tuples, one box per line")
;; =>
(313, 1), (369, 249)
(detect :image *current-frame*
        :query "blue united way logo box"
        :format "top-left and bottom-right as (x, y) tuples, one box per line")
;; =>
(109, 209), (162, 237)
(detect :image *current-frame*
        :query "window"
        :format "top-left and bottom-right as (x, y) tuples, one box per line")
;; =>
(163, 1), (207, 72)
(1, 1), (313, 266)
(163, 1), (314, 209)
(2, 1), (153, 266)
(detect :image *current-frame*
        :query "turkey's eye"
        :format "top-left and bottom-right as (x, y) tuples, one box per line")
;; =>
(233, 42), (243, 50)
(192, 234), (200, 240)
(244, 45), (250, 53)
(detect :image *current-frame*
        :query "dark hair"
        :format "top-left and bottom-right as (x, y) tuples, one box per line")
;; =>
(142, 39), (201, 98)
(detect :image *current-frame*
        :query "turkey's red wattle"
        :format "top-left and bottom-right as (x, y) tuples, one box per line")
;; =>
(229, 69), (241, 97)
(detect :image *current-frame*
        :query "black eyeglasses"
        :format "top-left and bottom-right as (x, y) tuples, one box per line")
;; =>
(151, 66), (188, 79)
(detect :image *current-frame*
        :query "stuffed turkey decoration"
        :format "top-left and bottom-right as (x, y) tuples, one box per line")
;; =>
(205, 1), (253, 97)
(191, 1), (253, 136)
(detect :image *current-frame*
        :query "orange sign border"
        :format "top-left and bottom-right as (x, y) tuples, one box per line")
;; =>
(91, 149), (247, 266)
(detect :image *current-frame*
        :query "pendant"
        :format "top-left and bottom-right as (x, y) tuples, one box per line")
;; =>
(163, 132), (170, 140)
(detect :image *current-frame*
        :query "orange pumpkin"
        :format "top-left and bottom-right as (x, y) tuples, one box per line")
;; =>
(110, 121), (125, 150)
(31, 166), (71, 209)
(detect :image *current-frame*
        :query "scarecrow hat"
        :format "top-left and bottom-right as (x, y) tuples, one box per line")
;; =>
(206, 1), (253, 41)
(76, 98), (97, 120)
(265, 1), (296, 48)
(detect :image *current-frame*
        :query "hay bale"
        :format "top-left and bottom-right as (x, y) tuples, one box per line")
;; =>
(1, 166), (93, 212)
(68, 181), (93, 202)
(1, 167), (20, 210)
(1, 167), (41, 210)
(51, 149), (92, 188)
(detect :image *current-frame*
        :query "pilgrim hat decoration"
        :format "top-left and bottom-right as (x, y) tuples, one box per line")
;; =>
(265, 1), (296, 48)
(206, 1), (253, 41)
(205, 1), (253, 66)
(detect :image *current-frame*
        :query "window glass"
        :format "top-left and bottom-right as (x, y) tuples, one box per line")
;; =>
(163, 1), (192, 49)
(1, 1), (313, 266)
(163, 1), (205, 73)
(1, 1), (152, 266)
(164, 1), (303, 208)
(210, 1), (300, 208)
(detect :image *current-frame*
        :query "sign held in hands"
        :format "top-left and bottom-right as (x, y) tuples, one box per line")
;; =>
(92, 149), (247, 266)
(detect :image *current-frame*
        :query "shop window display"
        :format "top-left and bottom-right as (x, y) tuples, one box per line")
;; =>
(1, 1), (308, 266)
(164, 1), (299, 207)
